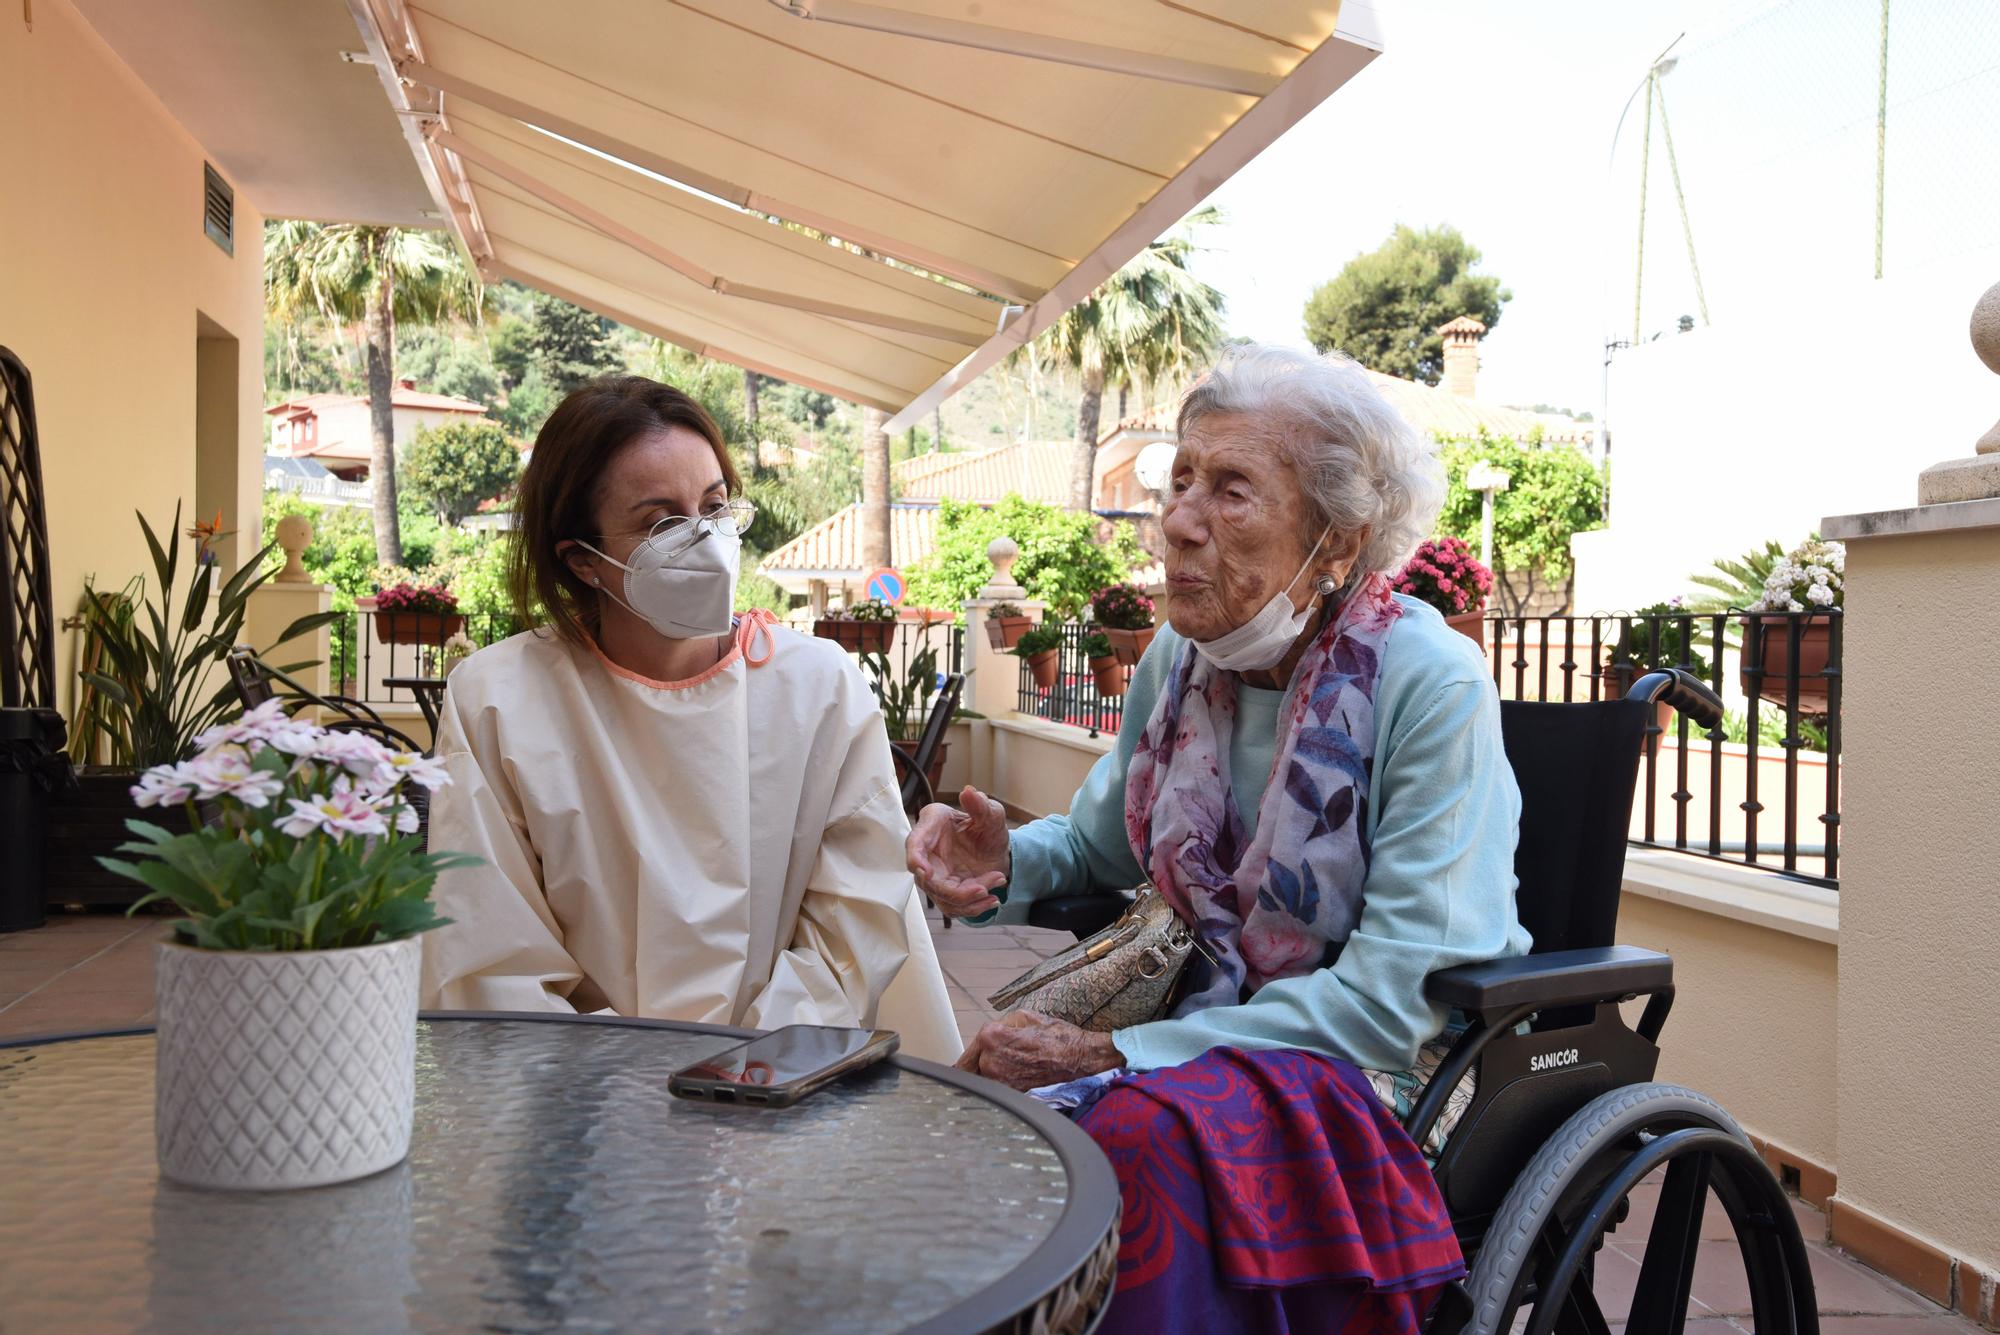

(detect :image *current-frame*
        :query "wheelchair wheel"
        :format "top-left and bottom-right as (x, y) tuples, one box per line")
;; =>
(1459, 1083), (1818, 1335)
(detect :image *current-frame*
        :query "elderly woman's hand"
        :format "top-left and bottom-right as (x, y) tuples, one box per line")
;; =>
(906, 787), (1010, 918)
(956, 1011), (1123, 1091)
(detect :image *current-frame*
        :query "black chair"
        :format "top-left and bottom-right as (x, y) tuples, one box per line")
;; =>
(888, 672), (963, 821)
(1026, 670), (1818, 1333)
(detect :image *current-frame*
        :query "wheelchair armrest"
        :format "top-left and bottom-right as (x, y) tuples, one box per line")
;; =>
(1026, 892), (1133, 939)
(1427, 946), (1673, 1020)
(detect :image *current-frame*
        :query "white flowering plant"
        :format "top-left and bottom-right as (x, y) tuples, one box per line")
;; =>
(1748, 537), (1846, 614)
(101, 700), (476, 952)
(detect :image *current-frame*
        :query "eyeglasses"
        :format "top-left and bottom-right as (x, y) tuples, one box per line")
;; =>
(640, 499), (757, 558)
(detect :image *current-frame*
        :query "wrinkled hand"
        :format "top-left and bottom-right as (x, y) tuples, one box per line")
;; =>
(955, 1010), (1123, 1091)
(906, 786), (1010, 918)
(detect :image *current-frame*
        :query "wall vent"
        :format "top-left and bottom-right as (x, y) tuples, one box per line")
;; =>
(202, 163), (234, 256)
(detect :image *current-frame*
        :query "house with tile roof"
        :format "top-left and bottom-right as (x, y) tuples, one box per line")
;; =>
(265, 379), (496, 480)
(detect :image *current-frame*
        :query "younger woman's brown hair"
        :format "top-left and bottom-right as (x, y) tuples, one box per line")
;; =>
(509, 376), (740, 647)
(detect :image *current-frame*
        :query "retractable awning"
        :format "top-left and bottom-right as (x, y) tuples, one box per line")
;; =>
(345, 0), (1382, 428)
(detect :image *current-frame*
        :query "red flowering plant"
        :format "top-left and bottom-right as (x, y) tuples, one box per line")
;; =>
(373, 583), (459, 616)
(1393, 537), (1494, 618)
(1089, 582), (1155, 630)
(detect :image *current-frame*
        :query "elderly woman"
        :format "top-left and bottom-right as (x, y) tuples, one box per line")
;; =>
(423, 376), (958, 1062)
(908, 345), (1529, 1330)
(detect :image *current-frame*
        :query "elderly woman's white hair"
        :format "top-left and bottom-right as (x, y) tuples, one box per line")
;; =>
(1177, 344), (1444, 578)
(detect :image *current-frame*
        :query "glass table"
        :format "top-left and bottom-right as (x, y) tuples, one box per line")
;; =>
(0, 1013), (1120, 1333)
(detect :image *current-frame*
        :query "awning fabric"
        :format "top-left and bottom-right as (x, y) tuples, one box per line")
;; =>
(348, 0), (1382, 427)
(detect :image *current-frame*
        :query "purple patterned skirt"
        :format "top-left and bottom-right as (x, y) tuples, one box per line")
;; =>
(1076, 1046), (1463, 1334)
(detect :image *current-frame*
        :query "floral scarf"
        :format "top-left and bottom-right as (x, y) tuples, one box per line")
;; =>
(1125, 574), (1402, 1015)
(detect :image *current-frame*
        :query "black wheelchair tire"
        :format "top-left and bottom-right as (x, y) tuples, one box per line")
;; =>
(1458, 1081), (1817, 1335)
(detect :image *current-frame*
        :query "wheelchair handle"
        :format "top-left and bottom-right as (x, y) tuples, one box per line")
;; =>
(1627, 668), (1724, 731)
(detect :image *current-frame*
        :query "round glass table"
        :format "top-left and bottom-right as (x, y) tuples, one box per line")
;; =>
(0, 1013), (1120, 1333)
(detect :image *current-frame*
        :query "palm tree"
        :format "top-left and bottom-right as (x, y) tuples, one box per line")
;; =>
(265, 223), (482, 566)
(860, 405), (892, 572)
(1045, 207), (1226, 511)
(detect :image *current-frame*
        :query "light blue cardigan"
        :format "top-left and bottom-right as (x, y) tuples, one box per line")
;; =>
(984, 595), (1532, 1074)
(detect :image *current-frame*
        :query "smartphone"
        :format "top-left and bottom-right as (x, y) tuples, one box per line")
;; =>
(668, 1025), (900, 1108)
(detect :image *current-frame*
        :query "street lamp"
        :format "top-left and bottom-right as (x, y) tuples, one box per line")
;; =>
(1466, 461), (1511, 568)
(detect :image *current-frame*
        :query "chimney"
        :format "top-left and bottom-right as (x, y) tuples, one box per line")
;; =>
(1437, 316), (1486, 399)
(396, 377), (416, 391)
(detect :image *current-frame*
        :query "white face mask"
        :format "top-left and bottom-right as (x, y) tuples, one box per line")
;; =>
(578, 524), (740, 641)
(1190, 529), (1335, 673)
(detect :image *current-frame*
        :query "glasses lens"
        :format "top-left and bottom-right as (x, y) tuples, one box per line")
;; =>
(704, 499), (755, 537)
(645, 514), (699, 556)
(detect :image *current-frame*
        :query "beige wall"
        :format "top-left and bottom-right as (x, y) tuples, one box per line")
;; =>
(1, 0), (266, 706)
(1837, 520), (2000, 1275)
(1616, 890), (1839, 1169)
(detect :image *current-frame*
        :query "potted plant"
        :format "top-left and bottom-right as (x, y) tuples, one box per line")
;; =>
(1605, 600), (1713, 749)
(52, 506), (337, 906)
(1393, 536), (1494, 647)
(984, 601), (1032, 651)
(1740, 537), (1842, 710)
(1091, 584), (1155, 666)
(370, 582), (464, 646)
(813, 599), (897, 655)
(1013, 623), (1064, 690)
(1083, 631), (1126, 697)
(439, 630), (479, 677)
(861, 626), (953, 790)
(101, 700), (473, 1190)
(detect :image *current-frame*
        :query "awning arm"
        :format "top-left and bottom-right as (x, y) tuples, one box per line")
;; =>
(430, 127), (984, 346)
(396, 57), (1044, 304)
(766, 0), (1283, 97)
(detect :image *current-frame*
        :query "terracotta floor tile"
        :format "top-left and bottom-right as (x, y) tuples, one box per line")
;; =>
(1816, 1319), (1966, 1333)
(1585, 1243), (1719, 1322)
(1686, 1239), (1933, 1317)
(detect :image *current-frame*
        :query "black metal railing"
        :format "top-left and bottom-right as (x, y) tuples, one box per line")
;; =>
(332, 610), (517, 708)
(1484, 609), (1841, 886)
(1015, 621), (1128, 739)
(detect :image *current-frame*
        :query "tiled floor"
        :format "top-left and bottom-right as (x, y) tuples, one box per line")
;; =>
(3, 909), (1981, 1330)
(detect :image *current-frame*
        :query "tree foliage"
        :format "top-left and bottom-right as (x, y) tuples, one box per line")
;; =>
(1434, 434), (1603, 615)
(1041, 207), (1227, 509)
(905, 496), (1144, 620)
(530, 292), (621, 394)
(1303, 224), (1511, 385)
(402, 420), (522, 527)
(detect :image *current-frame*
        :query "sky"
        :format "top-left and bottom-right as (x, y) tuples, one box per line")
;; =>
(1188, 0), (2000, 414)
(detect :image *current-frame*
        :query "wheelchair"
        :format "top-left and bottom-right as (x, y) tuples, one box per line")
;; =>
(1026, 669), (1820, 1334)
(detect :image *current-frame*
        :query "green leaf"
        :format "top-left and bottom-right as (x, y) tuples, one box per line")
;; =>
(84, 672), (133, 707)
(272, 610), (345, 646)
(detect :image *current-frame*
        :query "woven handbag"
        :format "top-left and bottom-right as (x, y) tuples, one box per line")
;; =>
(986, 888), (1204, 1032)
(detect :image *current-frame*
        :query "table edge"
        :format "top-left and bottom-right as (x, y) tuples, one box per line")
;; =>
(2, 1010), (1121, 1335)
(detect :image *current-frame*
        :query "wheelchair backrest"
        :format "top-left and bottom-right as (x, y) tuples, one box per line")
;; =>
(1497, 697), (1650, 957)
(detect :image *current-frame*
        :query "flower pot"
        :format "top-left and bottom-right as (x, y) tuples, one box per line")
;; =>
(814, 619), (895, 655)
(924, 741), (950, 793)
(1444, 609), (1487, 650)
(1024, 648), (1061, 690)
(1102, 625), (1155, 667)
(984, 616), (1032, 651)
(43, 768), (148, 908)
(376, 612), (465, 646)
(153, 936), (422, 1191)
(1088, 654), (1128, 697)
(1739, 618), (1832, 710)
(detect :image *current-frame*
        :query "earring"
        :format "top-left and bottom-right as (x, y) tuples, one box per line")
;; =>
(1315, 574), (1339, 597)
(592, 578), (602, 587)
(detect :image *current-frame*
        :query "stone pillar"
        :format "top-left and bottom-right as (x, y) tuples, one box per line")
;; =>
(961, 535), (1043, 724)
(244, 515), (334, 703)
(1916, 280), (2000, 504)
(1820, 282), (2000, 1320)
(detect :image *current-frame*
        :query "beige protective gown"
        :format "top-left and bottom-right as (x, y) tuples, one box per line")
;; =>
(420, 618), (961, 1063)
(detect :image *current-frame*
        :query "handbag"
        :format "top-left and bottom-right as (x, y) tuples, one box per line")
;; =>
(986, 887), (1205, 1032)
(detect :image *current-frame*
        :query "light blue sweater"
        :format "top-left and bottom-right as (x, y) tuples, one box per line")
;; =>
(987, 595), (1531, 1074)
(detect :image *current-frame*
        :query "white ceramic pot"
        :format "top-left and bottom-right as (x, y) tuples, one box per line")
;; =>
(153, 936), (421, 1191)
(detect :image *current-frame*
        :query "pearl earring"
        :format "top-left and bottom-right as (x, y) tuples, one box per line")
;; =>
(592, 578), (602, 587)
(1315, 575), (1339, 597)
